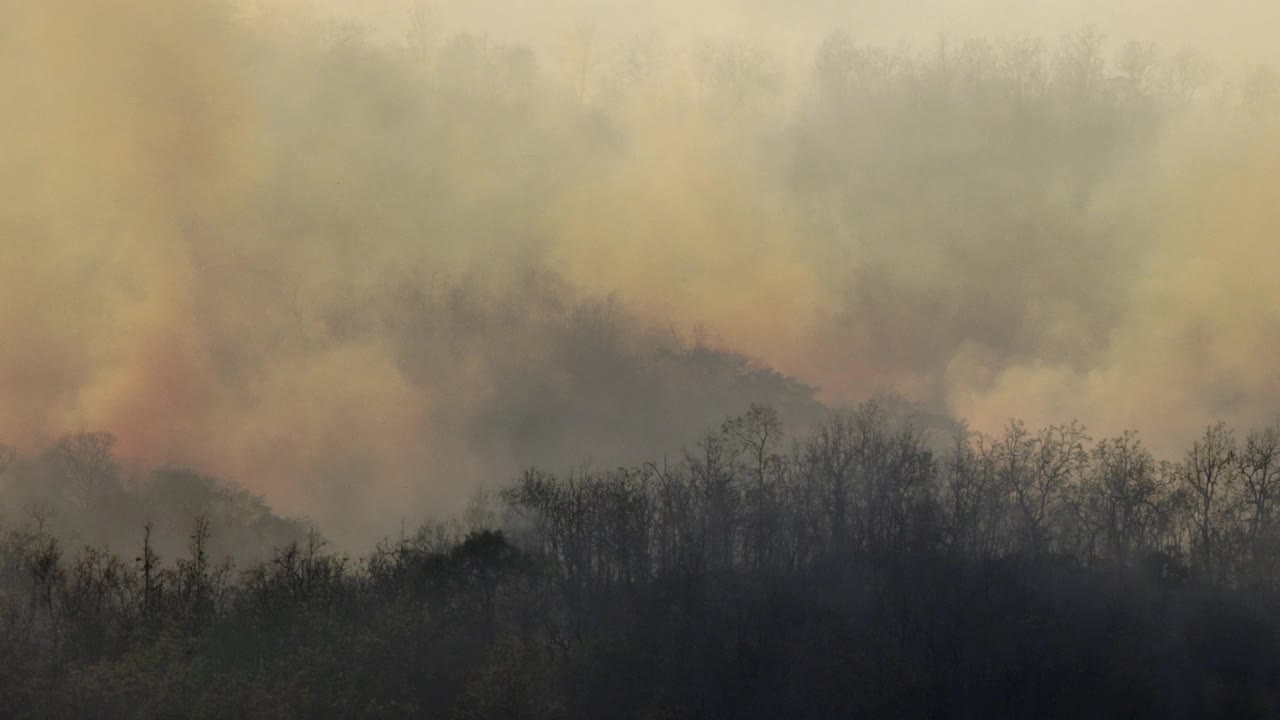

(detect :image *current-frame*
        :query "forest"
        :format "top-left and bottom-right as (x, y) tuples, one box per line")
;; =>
(2, 404), (1280, 717)
(3, 0), (1280, 717)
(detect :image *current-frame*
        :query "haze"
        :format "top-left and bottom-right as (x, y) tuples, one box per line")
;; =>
(2, 0), (1277, 543)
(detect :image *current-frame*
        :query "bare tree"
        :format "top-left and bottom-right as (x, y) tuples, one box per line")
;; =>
(723, 405), (787, 570)
(47, 433), (119, 510)
(998, 421), (1089, 556)
(406, 1), (440, 62)
(686, 432), (741, 570)
(1180, 423), (1238, 581)
(137, 522), (159, 616)
(1237, 423), (1280, 587)
(802, 412), (860, 555)
(940, 429), (1004, 557)
(0, 443), (15, 477)
(1081, 432), (1163, 565)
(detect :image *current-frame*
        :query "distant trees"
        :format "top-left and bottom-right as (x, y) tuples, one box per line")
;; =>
(47, 432), (119, 510)
(9, 408), (1280, 603)
(0, 443), (14, 477)
(500, 405), (1280, 597)
(0, 438), (306, 569)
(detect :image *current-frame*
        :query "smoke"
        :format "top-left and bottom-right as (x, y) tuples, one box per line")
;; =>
(950, 107), (1280, 452)
(1, 0), (1277, 543)
(0, 1), (251, 452)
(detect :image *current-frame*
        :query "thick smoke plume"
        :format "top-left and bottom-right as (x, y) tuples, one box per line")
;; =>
(1, 0), (1277, 543)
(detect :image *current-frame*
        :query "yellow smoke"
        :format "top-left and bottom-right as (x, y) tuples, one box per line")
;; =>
(2, 0), (1279, 539)
(950, 109), (1280, 453)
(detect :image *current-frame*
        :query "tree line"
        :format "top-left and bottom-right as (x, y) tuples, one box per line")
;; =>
(1, 404), (1279, 717)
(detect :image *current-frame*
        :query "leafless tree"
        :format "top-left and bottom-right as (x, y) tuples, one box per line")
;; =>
(1236, 423), (1280, 588)
(1180, 423), (1238, 581)
(997, 421), (1089, 556)
(1079, 431), (1164, 565)
(47, 432), (119, 510)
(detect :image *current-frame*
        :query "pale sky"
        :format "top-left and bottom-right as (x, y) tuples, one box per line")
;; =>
(244, 0), (1279, 70)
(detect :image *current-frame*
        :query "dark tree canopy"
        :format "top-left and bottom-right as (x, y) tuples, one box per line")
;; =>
(2, 406), (1280, 717)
